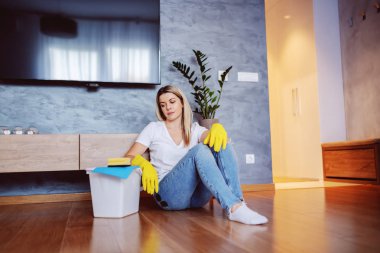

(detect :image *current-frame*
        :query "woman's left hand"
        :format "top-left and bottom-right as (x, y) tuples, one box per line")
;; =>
(203, 123), (227, 152)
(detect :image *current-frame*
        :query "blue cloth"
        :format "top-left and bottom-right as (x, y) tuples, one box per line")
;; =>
(93, 166), (139, 179)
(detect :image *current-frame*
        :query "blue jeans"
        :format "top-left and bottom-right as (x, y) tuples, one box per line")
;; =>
(154, 143), (243, 212)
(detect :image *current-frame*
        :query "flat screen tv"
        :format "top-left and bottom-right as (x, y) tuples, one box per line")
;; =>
(0, 0), (160, 87)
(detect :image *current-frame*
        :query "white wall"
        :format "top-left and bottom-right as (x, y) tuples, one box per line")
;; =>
(313, 0), (347, 143)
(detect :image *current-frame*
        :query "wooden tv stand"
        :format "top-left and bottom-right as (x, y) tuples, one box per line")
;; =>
(0, 134), (140, 173)
(0, 134), (151, 204)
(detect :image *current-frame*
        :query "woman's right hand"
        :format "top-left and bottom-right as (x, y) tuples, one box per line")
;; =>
(131, 154), (159, 195)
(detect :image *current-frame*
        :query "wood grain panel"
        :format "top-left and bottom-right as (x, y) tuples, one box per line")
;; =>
(323, 149), (376, 179)
(0, 202), (71, 253)
(242, 183), (275, 192)
(140, 209), (249, 252)
(80, 134), (146, 170)
(0, 135), (79, 172)
(322, 138), (380, 149)
(0, 193), (91, 206)
(1, 186), (380, 252)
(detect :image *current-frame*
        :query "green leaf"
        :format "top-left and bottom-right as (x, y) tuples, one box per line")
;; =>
(221, 66), (232, 81)
(172, 50), (232, 119)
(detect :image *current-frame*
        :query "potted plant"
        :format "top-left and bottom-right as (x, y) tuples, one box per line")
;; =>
(172, 50), (232, 128)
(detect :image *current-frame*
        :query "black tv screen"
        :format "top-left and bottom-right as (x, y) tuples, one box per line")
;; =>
(0, 0), (160, 86)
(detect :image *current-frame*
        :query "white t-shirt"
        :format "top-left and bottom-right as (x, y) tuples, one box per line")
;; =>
(136, 121), (207, 181)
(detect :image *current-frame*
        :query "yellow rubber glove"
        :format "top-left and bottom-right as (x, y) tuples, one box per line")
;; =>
(203, 123), (227, 152)
(131, 154), (159, 195)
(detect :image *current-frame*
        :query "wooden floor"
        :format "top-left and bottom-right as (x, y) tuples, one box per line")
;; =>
(1, 185), (379, 253)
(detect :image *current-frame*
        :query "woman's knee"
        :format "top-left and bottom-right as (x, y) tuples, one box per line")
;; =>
(218, 143), (233, 153)
(215, 143), (236, 158)
(187, 143), (212, 160)
(198, 142), (234, 156)
(191, 143), (211, 153)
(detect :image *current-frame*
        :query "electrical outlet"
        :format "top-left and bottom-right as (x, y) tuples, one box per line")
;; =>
(246, 154), (255, 164)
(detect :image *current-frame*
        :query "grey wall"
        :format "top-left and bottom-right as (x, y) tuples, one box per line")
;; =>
(314, 0), (346, 143)
(338, 0), (380, 140)
(0, 0), (272, 185)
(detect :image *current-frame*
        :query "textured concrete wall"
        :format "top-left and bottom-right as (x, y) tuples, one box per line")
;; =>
(0, 0), (271, 185)
(338, 0), (380, 140)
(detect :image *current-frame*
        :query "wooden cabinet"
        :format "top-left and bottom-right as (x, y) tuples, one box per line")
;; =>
(0, 135), (79, 172)
(80, 134), (138, 170)
(0, 134), (143, 173)
(322, 139), (380, 184)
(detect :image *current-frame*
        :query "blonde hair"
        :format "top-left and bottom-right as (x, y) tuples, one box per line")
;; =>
(156, 85), (193, 146)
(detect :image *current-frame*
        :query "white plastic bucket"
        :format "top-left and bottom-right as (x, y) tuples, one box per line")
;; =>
(87, 167), (141, 218)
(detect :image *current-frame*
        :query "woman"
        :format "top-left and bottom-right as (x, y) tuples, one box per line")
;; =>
(125, 85), (267, 225)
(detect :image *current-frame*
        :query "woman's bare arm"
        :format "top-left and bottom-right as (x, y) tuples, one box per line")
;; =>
(125, 142), (148, 159)
(200, 130), (209, 143)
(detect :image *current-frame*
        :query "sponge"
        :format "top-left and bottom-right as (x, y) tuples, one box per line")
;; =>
(107, 157), (131, 167)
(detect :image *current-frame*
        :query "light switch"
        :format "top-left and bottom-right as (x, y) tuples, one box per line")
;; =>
(238, 72), (259, 82)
